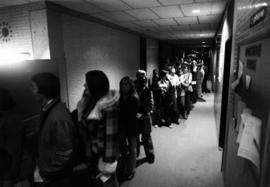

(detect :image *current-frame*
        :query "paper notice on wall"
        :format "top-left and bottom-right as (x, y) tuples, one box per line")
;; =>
(237, 114), (262, 171)
(236, 108), (252, 143)
(246, 75), (251, 89)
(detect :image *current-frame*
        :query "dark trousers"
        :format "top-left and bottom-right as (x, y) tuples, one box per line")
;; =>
(137, 134), (154, 164)
(34, 177), (72, 187)
(119, 136), (137, 175)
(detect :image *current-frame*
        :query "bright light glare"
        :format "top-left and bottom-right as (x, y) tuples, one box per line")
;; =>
(0, 52), (30, 67)
(192, 9), (201, 13)
(238, 2), (268, 10)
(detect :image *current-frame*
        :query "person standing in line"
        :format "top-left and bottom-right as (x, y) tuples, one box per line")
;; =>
(0, 88), (24, 187)
(135, 70), (155, 164)
(118, 77), (140, 180)
(181, 65), (193, 117)
(150, 69), (159, 127)
(76, 70), (120, 187)
(196, 65), (205, 100)
(167, 67), (180, 125)
(30, 73), (75, 187)
(157, 70), (172, 127)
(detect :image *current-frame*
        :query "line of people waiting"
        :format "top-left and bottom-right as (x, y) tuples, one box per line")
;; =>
(0, 70), (155, 187)
(150, 57), (209, 128)
(0, 56), (210, 187)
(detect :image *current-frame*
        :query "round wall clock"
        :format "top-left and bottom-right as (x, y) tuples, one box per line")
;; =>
(0, 21), (13, 42)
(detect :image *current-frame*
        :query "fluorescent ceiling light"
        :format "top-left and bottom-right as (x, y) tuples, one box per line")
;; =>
(192, 9), (200, 13)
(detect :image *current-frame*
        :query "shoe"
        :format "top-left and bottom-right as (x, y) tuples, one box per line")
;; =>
(153, 125), (158, 128)
(168, 125), (173, 128)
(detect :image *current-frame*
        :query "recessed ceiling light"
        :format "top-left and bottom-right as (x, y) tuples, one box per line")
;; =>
(192, 9), (200, 13)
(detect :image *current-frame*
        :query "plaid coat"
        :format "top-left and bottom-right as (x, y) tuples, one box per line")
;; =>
(80, 90), (120, 164)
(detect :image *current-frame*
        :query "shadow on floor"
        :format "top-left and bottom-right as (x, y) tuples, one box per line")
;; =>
(118, 157), (149, 185)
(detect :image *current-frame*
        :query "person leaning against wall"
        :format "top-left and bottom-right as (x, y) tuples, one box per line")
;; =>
(30, 73), (75, 187)
(0, 88), (24, 187)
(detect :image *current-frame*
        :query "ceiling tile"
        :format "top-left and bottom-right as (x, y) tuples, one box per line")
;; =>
(151, 6), (183, 18)
(102, 11), (136, 21)
(153, 18), (178, 26)
(190, 23), (212, 30)
(55, 2), (104, 14)
(125, 8), (159, 20)
(211, 1), (227, 14)
(117, 21), (140, 28)
(134, 20), (158, 27)
(194, 0), (213, 2)
(0, 0), (28, 6)
(26, 0), (45, 2)
(175, 16), (198, 24)
(156, 25), (174, 31)
(121, 0), (160, 8)
(171, 25), (191, 30)
(91, 14), (115, 23)
(198, 14), (221, 23)
(86, 0), (130, 11)
(159, 0), (194, 6)
(180, 2), (212, 16)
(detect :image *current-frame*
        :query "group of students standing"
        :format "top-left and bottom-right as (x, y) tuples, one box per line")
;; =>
(0, 69), (155, 187)
(0, 56), (209, 187)
(150, 57), (208, 129)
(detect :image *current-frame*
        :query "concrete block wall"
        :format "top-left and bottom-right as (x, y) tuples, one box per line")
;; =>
(0, 5), (33, 57)
(0, 3), (50, 59)
(61, 14), (140, 110)
(146, 39), (159, 85)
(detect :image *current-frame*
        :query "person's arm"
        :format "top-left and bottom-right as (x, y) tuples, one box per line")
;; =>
(47, 118), (74, 171)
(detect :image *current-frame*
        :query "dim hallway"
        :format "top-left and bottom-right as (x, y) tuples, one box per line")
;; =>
(121, 93), (224, 187)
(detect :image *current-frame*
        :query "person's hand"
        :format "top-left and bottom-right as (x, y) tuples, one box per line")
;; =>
(73, 163), (87, 171)
(136, 113), (143, 119)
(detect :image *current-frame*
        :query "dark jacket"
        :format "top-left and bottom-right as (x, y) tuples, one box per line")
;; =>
(119, 94), (140, 137)
(137, 86), (154, 134)
(37, 99), (75, 178)
(0, 111), (24, 181)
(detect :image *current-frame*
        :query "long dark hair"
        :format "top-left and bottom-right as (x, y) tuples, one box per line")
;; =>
(119, 76), (138, 103)
(83, 70), (110, 117)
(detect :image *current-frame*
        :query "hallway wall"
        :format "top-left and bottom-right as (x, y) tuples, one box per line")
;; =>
(223, 0), (270, 187)
(0, 3), (50, 59)
(146, 39), (159, 85)
(60, 14), (140, 110)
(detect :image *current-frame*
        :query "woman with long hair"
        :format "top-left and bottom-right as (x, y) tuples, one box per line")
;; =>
(75, 70), (120, 187)
(118, 76), (140, 180)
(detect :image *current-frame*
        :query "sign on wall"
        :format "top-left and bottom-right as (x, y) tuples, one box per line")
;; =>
(250, 7), (267, 28)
